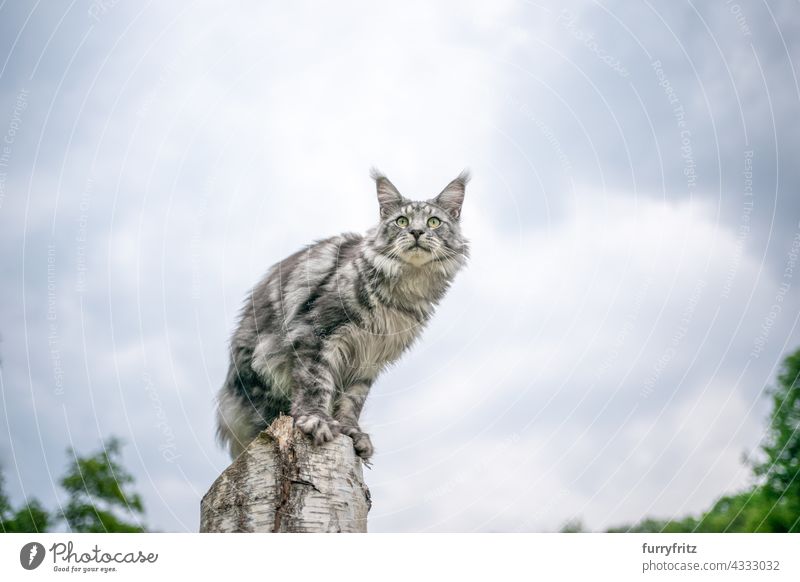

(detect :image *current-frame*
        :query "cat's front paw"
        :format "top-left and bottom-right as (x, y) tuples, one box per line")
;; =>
(294, 413), (341, 446)
(339, 426), (374, 461)
(350, 432), (374, 461)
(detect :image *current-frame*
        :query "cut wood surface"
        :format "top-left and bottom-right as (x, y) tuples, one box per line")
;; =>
(200, 415), (371, 533)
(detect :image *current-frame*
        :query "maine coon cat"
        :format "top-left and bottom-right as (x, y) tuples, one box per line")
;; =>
(216, 171), (469, 461)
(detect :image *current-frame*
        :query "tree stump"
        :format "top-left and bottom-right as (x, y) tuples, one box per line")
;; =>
(200, 415), (371, 532)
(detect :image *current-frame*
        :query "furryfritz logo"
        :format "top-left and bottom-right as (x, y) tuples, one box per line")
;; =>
(20, 542), (46, 570)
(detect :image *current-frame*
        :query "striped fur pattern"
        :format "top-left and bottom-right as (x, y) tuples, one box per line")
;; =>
(216, 171), (469, 460)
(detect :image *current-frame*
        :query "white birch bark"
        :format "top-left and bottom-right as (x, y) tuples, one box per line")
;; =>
(200, 415), (371, 532)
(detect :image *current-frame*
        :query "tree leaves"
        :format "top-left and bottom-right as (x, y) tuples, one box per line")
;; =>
(60, 437), (146, 532)
(607, 347), (800, 533)
(1, 437), (147, 533)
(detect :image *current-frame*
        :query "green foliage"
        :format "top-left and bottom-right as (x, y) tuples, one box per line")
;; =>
(60, 437), (146, 532)
(0, 437), (146, 533)
(607, 515), (699, 533)
(0, 473), (8, 518)
(0, 472), (51, 533)
(2, 500), (52, 533)
(752, 349), (800, 532)
(559, 518), (586, 533)
(607, 347), (800, 533)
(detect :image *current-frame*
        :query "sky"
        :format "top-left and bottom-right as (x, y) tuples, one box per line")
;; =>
(1, 0), (799, 532)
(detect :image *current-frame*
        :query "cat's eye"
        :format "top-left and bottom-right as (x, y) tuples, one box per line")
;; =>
(427, 216), (442, 228)
(396, 216), (409, 228)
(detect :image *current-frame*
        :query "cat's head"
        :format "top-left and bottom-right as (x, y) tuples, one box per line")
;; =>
(370, 169), (469, 269)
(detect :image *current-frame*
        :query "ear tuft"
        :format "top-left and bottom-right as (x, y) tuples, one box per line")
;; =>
(434, 170), (469, 220)
(371, 167), (405, 217)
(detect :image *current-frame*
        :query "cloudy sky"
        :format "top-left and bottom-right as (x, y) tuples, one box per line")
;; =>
(1, 0), (799, 532)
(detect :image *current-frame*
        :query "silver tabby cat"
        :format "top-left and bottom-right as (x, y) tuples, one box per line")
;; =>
(215, 170), (469, 461)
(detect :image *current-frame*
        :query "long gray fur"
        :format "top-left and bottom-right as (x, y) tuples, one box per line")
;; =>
(216, 170), (469, 461)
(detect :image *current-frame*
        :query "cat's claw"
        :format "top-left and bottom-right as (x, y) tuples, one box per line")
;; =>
(351, 432), (374, 461)
(295, 414), (340, 446)
(339, 426), (374, 461)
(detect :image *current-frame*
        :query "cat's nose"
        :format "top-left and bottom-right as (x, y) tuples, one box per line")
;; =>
(409, 229), (424, 239)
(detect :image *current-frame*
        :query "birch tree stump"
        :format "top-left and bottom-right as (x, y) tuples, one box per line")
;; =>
(200, 415), (371, 532)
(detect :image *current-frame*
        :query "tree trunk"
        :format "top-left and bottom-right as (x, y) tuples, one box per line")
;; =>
(200, 415), (371, 532)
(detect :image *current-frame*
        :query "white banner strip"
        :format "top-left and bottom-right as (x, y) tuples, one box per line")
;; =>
(1, 533), (797, 581)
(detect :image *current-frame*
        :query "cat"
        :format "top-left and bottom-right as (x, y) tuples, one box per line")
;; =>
(215, 170), (469, 461)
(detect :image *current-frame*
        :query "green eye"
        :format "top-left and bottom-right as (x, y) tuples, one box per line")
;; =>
(396, 216), (409, 227)
(427, 216), (441, 228)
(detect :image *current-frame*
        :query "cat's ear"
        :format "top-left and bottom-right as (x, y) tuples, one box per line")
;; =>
(371, 168), (406, 217)
(434, 170), (469, 220)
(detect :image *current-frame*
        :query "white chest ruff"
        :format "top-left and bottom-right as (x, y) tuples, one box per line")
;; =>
(327, 305), (422, 385)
